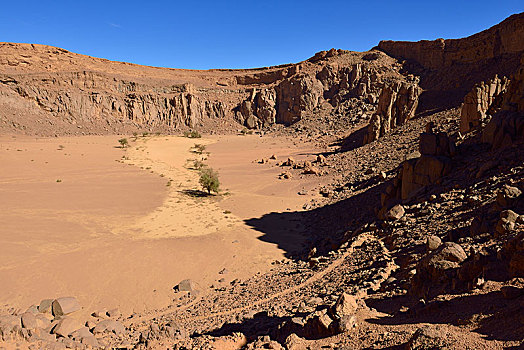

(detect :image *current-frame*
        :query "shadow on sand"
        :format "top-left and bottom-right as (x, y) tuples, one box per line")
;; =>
(244, 177), (389, 259)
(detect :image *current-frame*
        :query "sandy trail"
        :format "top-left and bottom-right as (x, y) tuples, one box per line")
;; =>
(0, 134), (322, 316)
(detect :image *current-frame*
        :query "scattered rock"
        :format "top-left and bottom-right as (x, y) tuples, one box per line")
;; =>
(303, 165), (321, 175)
(426, 235), (442, 251)
(38, 299), (54, 314)
(52, 297), (81, 317)
(385, 204), (405, 221)
(279, 171), (292, 179)
(20, 312), (37, 330)
(174, 279), (196, 293)
(52, 317), (83, 337)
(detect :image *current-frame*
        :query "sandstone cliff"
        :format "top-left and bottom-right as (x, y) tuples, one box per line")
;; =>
(378, 13), (524, 70)
(378, 12), (524, 110)
(0, 44), (409, 135)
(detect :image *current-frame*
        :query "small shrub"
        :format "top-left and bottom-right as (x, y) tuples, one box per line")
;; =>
(58, 145), (65, 150)
(118, 138), (129, 148)
(193, 160), (205, 170)
(142, 132), (149, 137)
(184, 130), (201, 138)
(199, 167), (220, 194)
(193, 143), (206, 154)
(56, 179), (62, 183)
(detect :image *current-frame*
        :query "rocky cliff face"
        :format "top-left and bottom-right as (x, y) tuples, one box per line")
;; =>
(378, 13), (524, 70)
(6, 72), (227, 130)
(378, 13), (524, 111)
(0, 44), (409, 135)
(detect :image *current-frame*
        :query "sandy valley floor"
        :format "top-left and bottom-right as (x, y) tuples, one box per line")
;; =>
(0, 134), (323, 316)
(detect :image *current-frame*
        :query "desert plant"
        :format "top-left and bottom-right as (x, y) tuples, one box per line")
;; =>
(118, 138), (129, 148)
(193, 143), (206, 154)
(199, 167), (220, 194)
(193, 160), (205, 170)
(184, 130), (201, 138)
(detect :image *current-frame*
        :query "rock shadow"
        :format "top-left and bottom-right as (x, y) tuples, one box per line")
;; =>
(244, 178), (388, 259)
(329, 125), (367, 153)
(203, 311), (290, 343)
(366, 290), (524, 342)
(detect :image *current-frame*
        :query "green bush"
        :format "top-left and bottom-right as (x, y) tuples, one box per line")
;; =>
(118, 138), (129, 148)
(184, 130), (201, 138)
(199, 167), (220, 194)
(193, 160), (205, 170)
(193, 143), (206, 154)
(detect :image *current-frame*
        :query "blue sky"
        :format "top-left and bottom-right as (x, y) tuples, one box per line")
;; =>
(1, 1), (522, 69)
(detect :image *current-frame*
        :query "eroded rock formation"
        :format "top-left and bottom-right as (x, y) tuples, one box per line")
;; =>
(379, 125), (456, 214)
(481, 57), (524, 148)
(0, 43), (411, 135)
(363, 81), (421, 144)
(460, 75), (509, 133)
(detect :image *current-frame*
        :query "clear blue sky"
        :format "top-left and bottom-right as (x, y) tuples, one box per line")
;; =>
(1, 1), (522, 69)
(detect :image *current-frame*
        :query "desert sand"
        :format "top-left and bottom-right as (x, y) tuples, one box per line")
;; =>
(0, 133), (323, 316)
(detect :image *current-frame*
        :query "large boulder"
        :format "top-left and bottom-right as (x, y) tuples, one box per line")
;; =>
(20, 312), (37, 330)
(331, 293), (358, 318)
(52, 297), (81, 316)
(407, 325), (451, 350)
(52, 317), (83, 337)
(411, 242), (467, 297)
(174, 279), (197, 293)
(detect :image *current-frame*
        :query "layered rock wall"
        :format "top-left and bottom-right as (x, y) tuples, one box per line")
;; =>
(378, 13), (524, 70)
(4, 72), (228, 130)
(0, 43), (411, 134)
